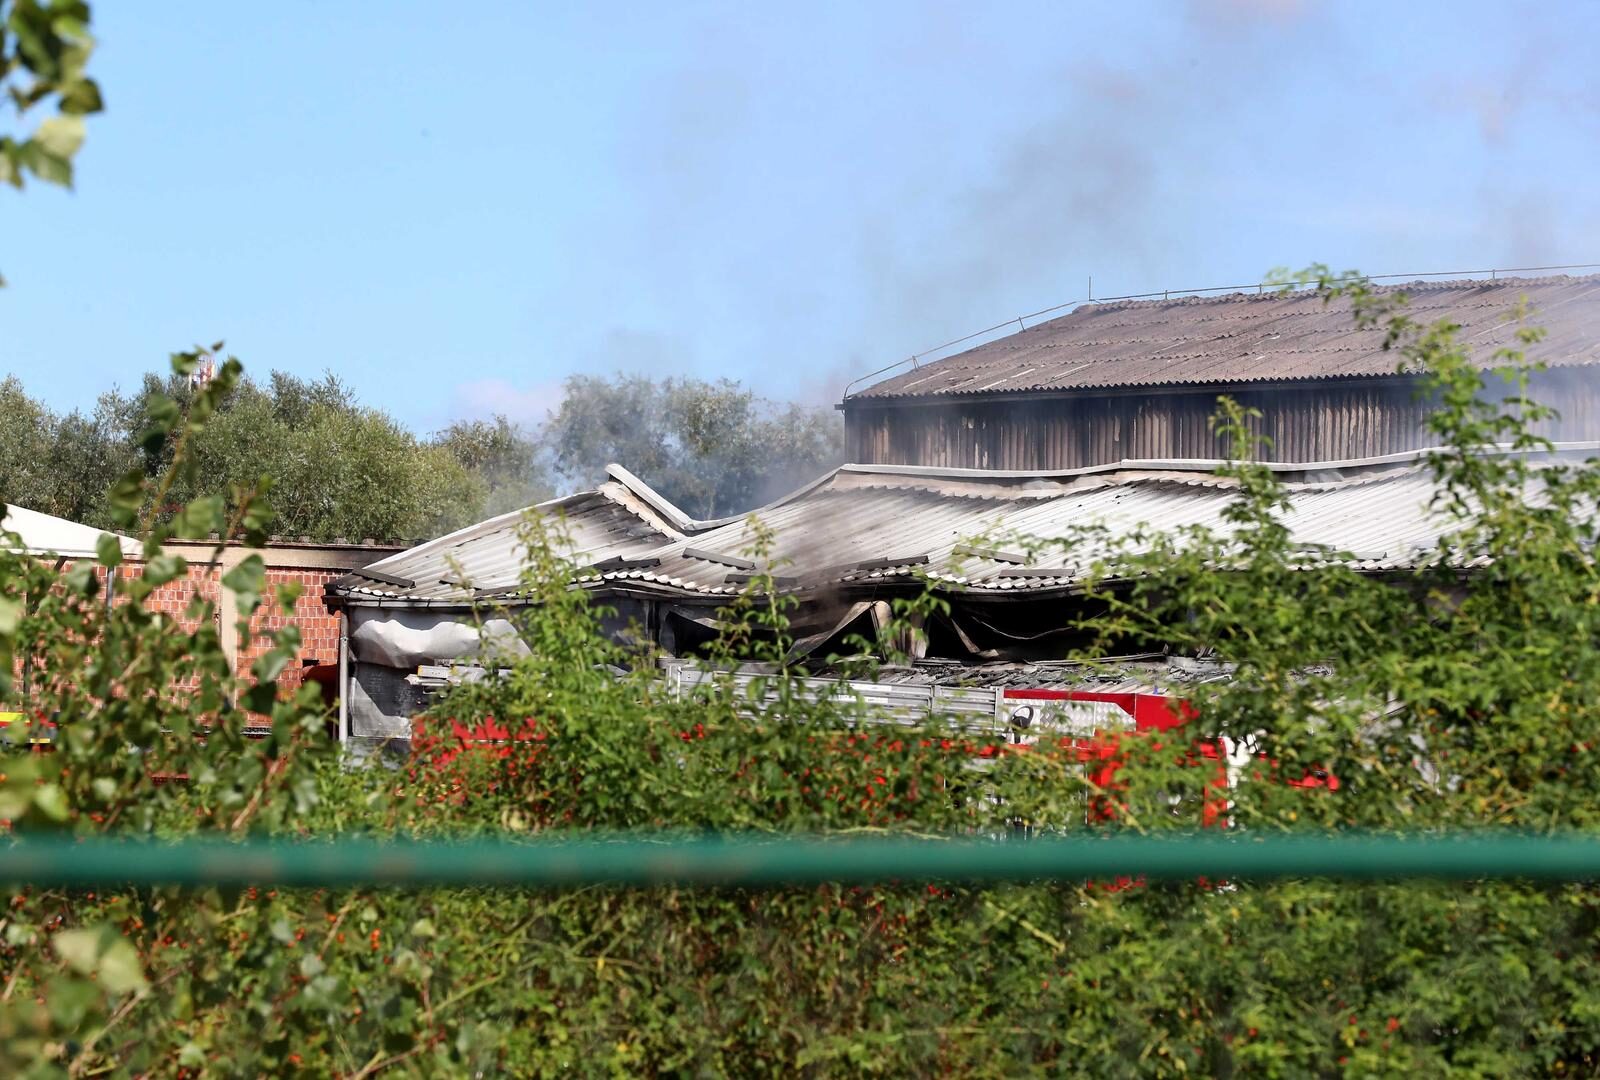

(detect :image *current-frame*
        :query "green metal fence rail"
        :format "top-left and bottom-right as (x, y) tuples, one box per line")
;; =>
(3, 833), (1600, 889)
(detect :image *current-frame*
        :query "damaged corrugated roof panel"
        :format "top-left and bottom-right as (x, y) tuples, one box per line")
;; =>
(330, 444), (1593, 608)
(327, 478), (685, 604)
(851, 275), (1600, 400)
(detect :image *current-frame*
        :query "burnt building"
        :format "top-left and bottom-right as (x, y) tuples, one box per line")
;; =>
(841, 274), (1600, 470)
(325, 453), (1528, 747)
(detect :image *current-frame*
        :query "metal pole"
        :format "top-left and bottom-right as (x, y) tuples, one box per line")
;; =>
(3, 833), (1600, 889)
(336, 612), (350, 744)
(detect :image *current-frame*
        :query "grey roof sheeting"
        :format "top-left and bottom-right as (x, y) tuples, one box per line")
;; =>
(327, 446), (1599, 609)
(849, 275), (1600, 401)
(329, 473), (689, 605)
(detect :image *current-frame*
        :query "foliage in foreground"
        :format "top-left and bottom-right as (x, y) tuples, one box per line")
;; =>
(3, 277), (1600, 1076)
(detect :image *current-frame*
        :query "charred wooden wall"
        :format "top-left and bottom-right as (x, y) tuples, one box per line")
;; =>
(843, 370), (1600, 469)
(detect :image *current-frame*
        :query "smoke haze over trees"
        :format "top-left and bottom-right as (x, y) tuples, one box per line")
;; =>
(0, 369), (845, 541)
(542, 374), (847, 520)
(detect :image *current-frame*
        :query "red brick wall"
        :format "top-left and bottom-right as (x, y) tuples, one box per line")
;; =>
(14, 547), (397, 707)
(239, 567), (345, 690)
(135, 563), (220, 633)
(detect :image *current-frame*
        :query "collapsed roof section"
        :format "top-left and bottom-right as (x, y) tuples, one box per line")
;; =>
(325, 444), (1594, 613)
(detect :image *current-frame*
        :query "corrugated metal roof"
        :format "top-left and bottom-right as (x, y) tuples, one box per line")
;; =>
(849, 275), (1600, 400)
(328, 478), (687, 604)
(328, 446), (1584, 608)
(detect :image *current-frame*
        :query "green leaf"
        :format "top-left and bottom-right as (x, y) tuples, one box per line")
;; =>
(275, 580), (303, 613)
(96, 530), (123, 568)
(145, 393), (181, 432)
(242, 682), (277, 715)
(58, 78), (103, 115)
(0, 786), (32, 821)
(222, 554), (266, 597)
(19, 140), (72, 186)
(240, 498), (275, 547)
(106, 470), (146, 528)
(32, 783), (69, 821)
(62, 561), (97, 596)
(172, 495), (224, 540)
(0, 596), (20, 637)
(54, 928), (101, 976)
(34, 115), (85, 159)
(0, 756), (39, 818)
(136, 423), (168, 457)
(143, 553), (186, 588)
(33, 152), (73, 187)
(45, 974), (99, 1028)
(169, 350), (200, 379)
(253, 649), (290, 686)
(291, 774), (318, 814)
(98, 937), (150, 995)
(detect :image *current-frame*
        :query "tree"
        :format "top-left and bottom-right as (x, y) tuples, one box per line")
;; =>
(434, 414), (550, 518)
(40, 390), (138, 525)
(168, 369), (492, 542)
(0, 377), (135, 525)
(0, 374), (53, 509)
(0, 369), (538, 543)
(544, 373), (845, 518)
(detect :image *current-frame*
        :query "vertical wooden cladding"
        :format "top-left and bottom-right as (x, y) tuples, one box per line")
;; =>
(843, 369), (1600, 469)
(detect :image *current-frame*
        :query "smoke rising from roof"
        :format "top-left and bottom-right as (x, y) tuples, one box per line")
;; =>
(510, 2), (1600, 419)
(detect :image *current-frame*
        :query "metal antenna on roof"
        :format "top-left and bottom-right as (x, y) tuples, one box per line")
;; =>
(1088, 274), (1093, 302)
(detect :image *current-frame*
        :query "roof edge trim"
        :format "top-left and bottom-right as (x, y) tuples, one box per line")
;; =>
(843, 371), (1442, 405)
(837, 441), (1600, 482)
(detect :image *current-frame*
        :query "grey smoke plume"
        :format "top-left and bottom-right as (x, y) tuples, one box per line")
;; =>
(855, 65), (1159, 351)
(554, 0), (1597, 423)
(847, 2), (1327, 374)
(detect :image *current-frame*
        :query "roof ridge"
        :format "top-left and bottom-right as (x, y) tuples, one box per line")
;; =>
(1064, 272), (1600, 318)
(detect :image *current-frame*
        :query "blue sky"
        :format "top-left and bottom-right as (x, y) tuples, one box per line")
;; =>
(5, 0), (1598, 432)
